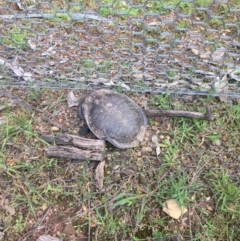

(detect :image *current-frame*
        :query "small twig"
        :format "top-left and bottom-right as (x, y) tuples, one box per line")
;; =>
(0, 13), (111, 22)
(41, 116), (68, 132)
(144, 106), (216, 121)
(160, 169), (171, 182)
(19, 207), (51, 241)
(189, 208), (193, 240)
(0, 89), (41, 112)
(94, 225), (99, 241)
(192, 206), (211, 241)
(0, 89), (69, 131)
(88, 185), (91, 241)
(135, 197), (147, 230)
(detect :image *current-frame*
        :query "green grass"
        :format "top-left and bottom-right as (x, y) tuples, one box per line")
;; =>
(99, 7), (115, 16)
(177, 20), (188, 29)
(229, 0), (240, 8)
(178, 2), (194, 15)
(98, 0), (144, 16)
(196, 0), (214, 8)
(1, 27), (28, 49)
(75, 58), (117, 78)
(1, 0), (240, 238)
(1, 90), (240, 240)
(209, 18), (224, 28)
(202, 170), (240, 240)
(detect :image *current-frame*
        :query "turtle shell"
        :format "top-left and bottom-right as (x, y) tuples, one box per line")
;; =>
(80, 89), (147, 149)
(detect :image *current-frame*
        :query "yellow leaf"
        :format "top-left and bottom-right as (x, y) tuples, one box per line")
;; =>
(162, 199), (187, 219)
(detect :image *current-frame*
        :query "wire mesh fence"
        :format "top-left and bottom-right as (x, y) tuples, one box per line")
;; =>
(0, 0), (240, 97)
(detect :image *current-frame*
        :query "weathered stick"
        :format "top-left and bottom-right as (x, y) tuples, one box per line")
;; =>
(0, 13), (110, 22)
(40, 134), (106, 151)
(144, 106), (215, 121)
(45, 146), (104, 161)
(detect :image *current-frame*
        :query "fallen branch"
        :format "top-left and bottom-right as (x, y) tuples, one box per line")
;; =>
(41, 134), (106, 161)
(46, 146), (104, 161)
(40, 134), (106, 152)
(144, 106), (215, 121)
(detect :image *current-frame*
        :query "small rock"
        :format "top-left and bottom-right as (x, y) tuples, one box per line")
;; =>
(206, 197), (211, 201)
(64, 223), (75, 235)
(151, 126), (158, 131)
(139, 174), (147, 184)
(0, 105), (7, 111)
(140, 141), (147, 147)
(141, 147), (153, 153)
(200, 51), (211, 59)
(136, 151), (142, 157)
(37, 235), (62, 241)
(144, 132), (151, 138)
(147, 170), (153, 178)
(121, 168), (135, 176)
(72, 130), (79, 134)
(144, 136), (149, 142)
(106, 154), (112, 160)
(112, 165), (120, 171)
(51, 126), (59, 132)
(191, 48), (199, 55)
(213, 140), (221, 146)
(211, 49), (225, 61)
(132, 73), (143, 79)
(0, 117), (7, 125)
(206, 205), (213, 212)
(112, 172), (121, 181)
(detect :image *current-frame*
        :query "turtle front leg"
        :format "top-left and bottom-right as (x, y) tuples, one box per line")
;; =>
(79, 124), (90, 136)
(77, 102), (90, 136)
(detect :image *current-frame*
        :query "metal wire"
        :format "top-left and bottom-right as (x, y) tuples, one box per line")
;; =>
(0, 0), (240, 97)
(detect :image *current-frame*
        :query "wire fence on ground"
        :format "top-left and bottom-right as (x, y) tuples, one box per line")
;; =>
(0, 0), (240, 97)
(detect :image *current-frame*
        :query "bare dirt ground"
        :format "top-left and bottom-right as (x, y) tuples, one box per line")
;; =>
(0, 87), (240, 240)
(1, 1), (240, 240)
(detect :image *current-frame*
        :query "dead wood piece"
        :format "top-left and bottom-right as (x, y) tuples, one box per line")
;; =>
(40, 134), (106, 151)
(0, 117), (7, 125)
(46, 146), (104, 161)
(144, 106), (215, 121)
(0, 105), (7, 111)
(95, 161), (105, 190)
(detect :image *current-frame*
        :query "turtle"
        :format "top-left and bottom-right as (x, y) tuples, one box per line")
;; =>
(77, 89), (147, 149)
